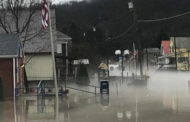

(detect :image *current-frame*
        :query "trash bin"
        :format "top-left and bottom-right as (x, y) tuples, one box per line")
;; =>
(0, 78), (4, 101)
(100, 80), (109, 94)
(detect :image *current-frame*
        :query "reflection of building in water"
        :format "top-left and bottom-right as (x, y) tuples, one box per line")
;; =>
(0, 101), (15, 122)
(15, 97), (56, 122)
(37, 96), (46, 113)
(188, 81), (190, 93)
(168, 94), (190, 113)
(161, 81), (190, 113)
(15, 100), (27, 122)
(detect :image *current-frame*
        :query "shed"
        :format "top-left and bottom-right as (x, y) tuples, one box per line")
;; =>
(0, 34), (23, 100)
(23, 10), (72, 82)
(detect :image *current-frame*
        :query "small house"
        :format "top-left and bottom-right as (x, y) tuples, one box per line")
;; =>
(0, 34), (23, 100)
(170, 37), (190, 70)
(24, 10), (72, 84)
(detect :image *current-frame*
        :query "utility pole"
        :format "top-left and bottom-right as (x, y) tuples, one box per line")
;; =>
(146, 48), (149, 72)
(174, 37), (178, 70)
(47, 0), (59, 119)
(47, 0), (58, 100)
(188, 50), (189, 71)
(133, 42), (137, 75)
(121, 56), (124, 82)
(65, 42), (68, 91)
(128, 0), (143, 76)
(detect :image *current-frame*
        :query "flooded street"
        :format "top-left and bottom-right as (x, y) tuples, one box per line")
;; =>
(0, 0), (189, 122)
(1, 72), (190, 122)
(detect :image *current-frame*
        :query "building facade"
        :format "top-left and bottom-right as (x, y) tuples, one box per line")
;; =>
(0, 34), (23, 100)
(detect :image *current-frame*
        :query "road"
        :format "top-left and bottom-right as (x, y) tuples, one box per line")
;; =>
(1, 71), (190, 122)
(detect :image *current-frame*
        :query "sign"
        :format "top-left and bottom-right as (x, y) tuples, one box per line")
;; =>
(115, 50), (121, 55)
(128, 2), (134, 9)
(57, 44), (62, 54)
(73, 59), (89, 65)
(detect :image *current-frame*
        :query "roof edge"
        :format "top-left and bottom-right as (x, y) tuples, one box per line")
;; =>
(0, 55), (18, 58)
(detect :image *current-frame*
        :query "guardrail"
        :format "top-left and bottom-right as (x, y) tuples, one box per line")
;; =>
(15, 84), (100, 96)
(67, 85), (100, 94)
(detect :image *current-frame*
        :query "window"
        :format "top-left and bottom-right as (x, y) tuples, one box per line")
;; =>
(178, 57), (188, 63)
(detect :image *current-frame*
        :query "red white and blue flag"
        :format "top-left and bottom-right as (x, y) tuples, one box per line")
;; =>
(41, 0), (49, 29)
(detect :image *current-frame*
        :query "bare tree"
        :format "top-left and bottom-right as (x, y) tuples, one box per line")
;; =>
(0, 0), (57, 65)
(0, 0), (42, 43)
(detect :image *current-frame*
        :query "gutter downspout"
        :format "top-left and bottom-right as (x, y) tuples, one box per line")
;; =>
(13, 58), (16, 99)
(13, 58), (17, 122)
(174, 37), (178, 71)
(16, 58), (19, 87)
(65, 42), (68, 91)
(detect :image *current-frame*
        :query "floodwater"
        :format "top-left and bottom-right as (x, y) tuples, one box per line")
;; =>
(1, 71), (190, 122)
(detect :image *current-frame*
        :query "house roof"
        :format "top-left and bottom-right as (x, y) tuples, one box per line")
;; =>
(24, 30), (72, 53)
(0, 10), (72, 54)
(23, 10), (72, 53)
(56, 31), (72, 40)
(0, 34), (20, 57)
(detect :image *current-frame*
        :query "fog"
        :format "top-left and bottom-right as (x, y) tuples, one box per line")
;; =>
(1, 71), (190, 122)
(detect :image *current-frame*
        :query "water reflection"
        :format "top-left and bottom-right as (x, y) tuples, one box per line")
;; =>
(100, 94), (109, 107)
(125, 111), (132, 119)
(3, 72), (190, 122)
(37, 96), (45, 113)
(13, 97), (57, 122)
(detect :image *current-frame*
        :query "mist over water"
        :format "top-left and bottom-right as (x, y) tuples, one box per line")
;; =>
(2, 71), (190, 122)
(148, 71), (190, 93)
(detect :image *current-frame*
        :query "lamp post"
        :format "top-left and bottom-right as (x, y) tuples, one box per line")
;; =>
(115, 49), (129, 81)
(128, 0), (143, 76)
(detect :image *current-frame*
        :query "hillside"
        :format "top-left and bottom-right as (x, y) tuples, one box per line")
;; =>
(55, 0), (190, 57)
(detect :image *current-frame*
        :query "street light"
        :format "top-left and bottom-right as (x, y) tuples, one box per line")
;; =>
(115, 49), (129, 81)
(115, 50), (121, 55)
(92, 26), (96, 32)
(128, 1), (134, 10)
(124, 50), (130, 55)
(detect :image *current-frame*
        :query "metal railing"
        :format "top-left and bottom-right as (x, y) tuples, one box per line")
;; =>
(16, 82), (100, 97)
(37, 80), (46, 96)
(67, 85), (100, 94)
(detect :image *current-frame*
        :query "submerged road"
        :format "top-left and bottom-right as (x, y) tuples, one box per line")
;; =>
(1, 71), (190, 122)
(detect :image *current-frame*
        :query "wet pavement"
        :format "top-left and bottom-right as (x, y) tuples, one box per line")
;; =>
(1, 72), (190, 122)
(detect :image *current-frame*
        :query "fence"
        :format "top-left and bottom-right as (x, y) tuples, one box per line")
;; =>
(16, 80), (100, 97)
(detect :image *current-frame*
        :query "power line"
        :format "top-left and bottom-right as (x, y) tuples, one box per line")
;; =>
(137, 11), (190, 23)
(104, 24), (135, 42)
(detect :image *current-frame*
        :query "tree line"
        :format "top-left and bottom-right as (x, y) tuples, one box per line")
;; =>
(55, 0), (190, 58)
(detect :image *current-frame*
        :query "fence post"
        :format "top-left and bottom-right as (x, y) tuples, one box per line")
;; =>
(37, 87), (39, 96)
(95, 86), (96, 95)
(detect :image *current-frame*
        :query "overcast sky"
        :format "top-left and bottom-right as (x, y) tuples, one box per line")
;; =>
(52, 0), (84, 4)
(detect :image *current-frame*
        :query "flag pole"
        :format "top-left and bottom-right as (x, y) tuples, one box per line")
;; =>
(133, 42), (137, 76)
(47, 0), (59, 103)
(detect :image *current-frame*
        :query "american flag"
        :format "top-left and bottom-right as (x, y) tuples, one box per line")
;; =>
(41, 0), (49, 29)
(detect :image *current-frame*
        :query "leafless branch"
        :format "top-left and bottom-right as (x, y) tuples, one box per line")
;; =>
(21, 28), (43, 44)
(0, 0), (42, 45)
